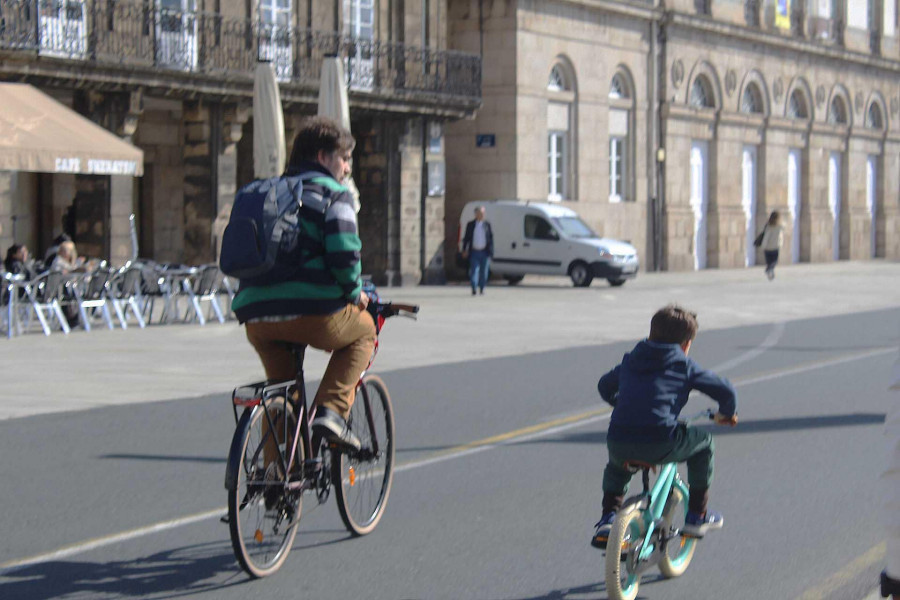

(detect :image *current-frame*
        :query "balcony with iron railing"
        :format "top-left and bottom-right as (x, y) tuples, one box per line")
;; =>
(744, 0), (760, 27)
(0, 0), (481, 113)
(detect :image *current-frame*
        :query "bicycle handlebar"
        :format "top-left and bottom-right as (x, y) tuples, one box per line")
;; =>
(680, 409), (715, 424)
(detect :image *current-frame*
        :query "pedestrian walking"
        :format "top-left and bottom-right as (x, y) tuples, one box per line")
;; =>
(880, 351), (900, 599)
(461, 206), (493, 295)
(759, 211), (783, 280)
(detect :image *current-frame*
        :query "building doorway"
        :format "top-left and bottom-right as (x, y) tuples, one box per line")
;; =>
(788, 149), (802, 263)
(690, 141), (708, 270)
(828, 151), (842, 261)
(741, 145), (758, 267)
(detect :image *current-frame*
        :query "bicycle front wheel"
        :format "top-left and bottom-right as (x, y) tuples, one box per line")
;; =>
(659, 486), (697, 578)
(333, 374), (395, 536)
(604, 505), (645, 600)
(227, 397), (302, 578)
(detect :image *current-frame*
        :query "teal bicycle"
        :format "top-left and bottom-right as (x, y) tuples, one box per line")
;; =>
(604, 409), (714, 600)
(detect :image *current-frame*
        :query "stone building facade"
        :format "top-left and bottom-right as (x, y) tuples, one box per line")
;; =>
(0, 0), (481, 284)
(446, 0), (900, 274)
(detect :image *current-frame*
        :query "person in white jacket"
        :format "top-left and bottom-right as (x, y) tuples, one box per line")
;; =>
(882, 352), (900, 599)
(759, 211), (784, 281)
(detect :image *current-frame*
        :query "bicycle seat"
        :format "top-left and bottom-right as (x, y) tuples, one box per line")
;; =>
(622, 460), (658, 473)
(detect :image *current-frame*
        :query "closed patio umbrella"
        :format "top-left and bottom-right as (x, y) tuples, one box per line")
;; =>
(253, 61), (286, 179)
(317, 57), (360, 211)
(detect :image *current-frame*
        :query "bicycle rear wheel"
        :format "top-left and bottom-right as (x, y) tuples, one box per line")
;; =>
(333, 374), (395, 536)
(658, 487), (696, 577)
(604, 504), (645, 600)
(227, 397), (302, 578)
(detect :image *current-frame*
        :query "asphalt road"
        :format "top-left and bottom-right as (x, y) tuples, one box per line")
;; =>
(0, 307), (897, 599)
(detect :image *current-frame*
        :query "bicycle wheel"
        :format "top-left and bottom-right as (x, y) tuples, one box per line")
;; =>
(658, 486), (697, 578)
(227, 397), (302, 578)
(604, 505), (646, 600)
(333, 374), (395, 536)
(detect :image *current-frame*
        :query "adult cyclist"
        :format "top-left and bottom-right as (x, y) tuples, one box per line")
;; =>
(231, 116), (374, 451)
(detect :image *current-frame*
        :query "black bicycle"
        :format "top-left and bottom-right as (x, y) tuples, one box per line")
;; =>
(224, 295), (418, 578)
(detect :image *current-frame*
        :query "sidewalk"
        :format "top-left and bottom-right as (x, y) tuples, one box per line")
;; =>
(2, 260), (899, 420)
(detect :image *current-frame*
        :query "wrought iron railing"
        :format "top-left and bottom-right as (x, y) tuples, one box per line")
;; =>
(744, 0), (760, 27)
(790, 4), (805, 37)
(0, 0), (482, 101)
(870, 28), (881, 55)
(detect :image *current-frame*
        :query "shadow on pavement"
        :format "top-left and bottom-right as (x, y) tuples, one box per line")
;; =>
(0, 541), (245, 600)
(99, 453), (226, 464)
(504, 573), (667, 600)
(521, 412), (886, 447)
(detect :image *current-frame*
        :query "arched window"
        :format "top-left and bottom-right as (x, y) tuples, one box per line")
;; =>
(741, 84), (764, 114)
(609, 72), (633, 203)
(548, 65), (566, 92)
(690, 76), (715, 108)
(866, 102), (884, 129)
(547, 61), (576, 201)
(828, 96), (848, 125)
(787, 89), (808, 119)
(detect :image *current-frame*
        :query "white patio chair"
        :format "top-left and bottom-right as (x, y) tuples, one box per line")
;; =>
(26, 271), (70, 336)
(71, 268), (116, 331)
(109, 266), (146, 329)
(183, 265), (226, 325)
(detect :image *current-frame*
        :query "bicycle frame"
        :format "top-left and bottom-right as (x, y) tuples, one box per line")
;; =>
(632, 463), (690, 564)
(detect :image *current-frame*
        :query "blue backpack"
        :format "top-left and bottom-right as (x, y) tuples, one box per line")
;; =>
(219, 173), (327, 285)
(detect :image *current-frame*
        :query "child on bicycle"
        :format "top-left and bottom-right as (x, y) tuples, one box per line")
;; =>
(592, 305), (738, 548)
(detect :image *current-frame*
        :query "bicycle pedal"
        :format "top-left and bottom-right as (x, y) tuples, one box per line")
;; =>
(220, 515), (230, 524)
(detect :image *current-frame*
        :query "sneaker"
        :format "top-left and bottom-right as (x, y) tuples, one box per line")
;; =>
(590, 512), (616, 549)
(311, 407), (361, 452)
(682, 510), (724, 538)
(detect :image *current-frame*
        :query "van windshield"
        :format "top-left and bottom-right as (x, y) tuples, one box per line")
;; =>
(552, 216), (598, 239)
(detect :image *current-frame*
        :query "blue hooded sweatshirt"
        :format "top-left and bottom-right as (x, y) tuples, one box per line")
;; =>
(598, 340), (737, 442)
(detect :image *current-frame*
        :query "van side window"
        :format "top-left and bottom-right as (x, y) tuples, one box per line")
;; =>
(524, 215), (559, 241)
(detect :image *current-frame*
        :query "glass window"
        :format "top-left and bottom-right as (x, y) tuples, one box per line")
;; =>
(741, 84), (763, 114)
(524, 215), (559, 241)
(609, 137), (625, 202)
(548, 131), (566, 201)
(690, 77), (714, 108)
(548, 65), (566, 92)
(553, 216), (597, 239)
(609, 74), (629, 99)
(788, 90), (808, 119)
(866, 103), (884, 129)
(828, 97), (848, 124)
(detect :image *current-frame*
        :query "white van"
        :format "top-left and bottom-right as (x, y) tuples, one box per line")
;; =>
(458, 200), (639, 287)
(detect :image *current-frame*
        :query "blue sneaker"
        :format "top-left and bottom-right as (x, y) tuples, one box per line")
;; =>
(682, 510), (724, 538)
(591, 512), (616, 549)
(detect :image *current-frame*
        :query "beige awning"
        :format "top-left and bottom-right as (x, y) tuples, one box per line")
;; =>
(0, 83), (143, 177)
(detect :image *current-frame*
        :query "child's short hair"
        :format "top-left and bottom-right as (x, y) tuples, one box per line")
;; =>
(649, 305), (698, 345)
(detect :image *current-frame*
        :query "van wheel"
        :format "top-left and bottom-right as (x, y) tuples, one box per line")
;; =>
(607, 278), (626, 287)
(504, 275), (524, 286)
(569, 262), (593, 287)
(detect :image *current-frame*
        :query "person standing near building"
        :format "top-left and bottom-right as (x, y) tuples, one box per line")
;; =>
(760, 211), (784, 281)
(461, 206), (494, 295)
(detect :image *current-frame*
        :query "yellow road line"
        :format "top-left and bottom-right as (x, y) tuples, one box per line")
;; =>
(794, 542), (885, 600)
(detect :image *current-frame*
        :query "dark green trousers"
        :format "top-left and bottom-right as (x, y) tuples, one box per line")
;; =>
(603, 424), (714, 497)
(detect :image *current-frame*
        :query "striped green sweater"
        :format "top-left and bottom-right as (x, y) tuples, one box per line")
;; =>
(232, 163), (362, 322)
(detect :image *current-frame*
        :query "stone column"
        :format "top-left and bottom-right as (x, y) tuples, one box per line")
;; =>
(709, 114), (764, 269)
(212, 104), (250, 262)
(846, 131), (882, 260)
(108, 176), (135, 266)
(182, 101), (214, 265)
(660, 104), (716, 271)
(882, 139), (900, 259)
(807, 125), (848, 262)
(397, 118), (423, 285)
(763, 118), (808, 264)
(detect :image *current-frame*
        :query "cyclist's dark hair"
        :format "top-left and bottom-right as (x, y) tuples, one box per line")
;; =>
(648, 305), (698, 345)
(288, 116), (355, 167)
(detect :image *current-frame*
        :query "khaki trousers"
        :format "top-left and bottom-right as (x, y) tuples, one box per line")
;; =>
(245, 305), (376, 417)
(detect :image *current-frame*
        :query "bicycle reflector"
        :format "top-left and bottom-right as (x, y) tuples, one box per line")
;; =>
(233, 385), (263, 407)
